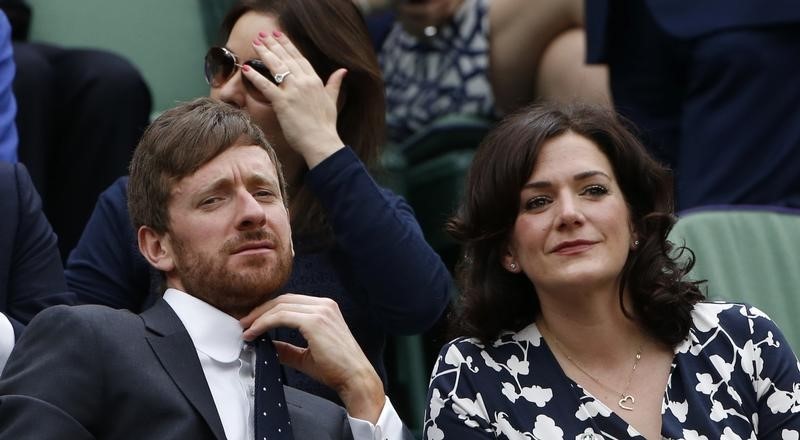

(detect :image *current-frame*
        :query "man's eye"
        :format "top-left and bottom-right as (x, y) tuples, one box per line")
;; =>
(200, 196), (221, 206)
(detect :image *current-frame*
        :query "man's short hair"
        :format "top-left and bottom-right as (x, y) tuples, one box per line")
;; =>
(128, 97), (287, 234)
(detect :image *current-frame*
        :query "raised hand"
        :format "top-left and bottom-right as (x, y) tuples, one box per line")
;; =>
(242, 31), (346, 169)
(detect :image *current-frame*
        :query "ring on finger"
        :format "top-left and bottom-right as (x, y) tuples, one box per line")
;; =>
(273, 70), (292, 85)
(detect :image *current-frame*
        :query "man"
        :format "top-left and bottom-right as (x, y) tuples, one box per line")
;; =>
(0, 161), (74, 374)
(0, 98), (409, 439)
(1, 10), (75, 373)
(1, 0), (152, 259)
(585, 0), (800, 209)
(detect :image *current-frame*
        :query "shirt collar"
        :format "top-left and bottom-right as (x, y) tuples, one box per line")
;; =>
(163, 288), (245, 363)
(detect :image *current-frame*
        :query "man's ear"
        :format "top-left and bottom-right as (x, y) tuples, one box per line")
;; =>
(285, 206), (295, 257)
(138, 226), (175, 273)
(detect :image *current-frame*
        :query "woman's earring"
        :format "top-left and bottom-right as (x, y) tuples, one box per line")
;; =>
(509, 263), (518, 271)
(632, 240), (640, 249)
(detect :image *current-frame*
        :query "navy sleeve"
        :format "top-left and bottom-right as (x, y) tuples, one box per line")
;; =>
(5, 163), (74, 338)
(305, 147), (451, 335)
(65, 177), (151, 311)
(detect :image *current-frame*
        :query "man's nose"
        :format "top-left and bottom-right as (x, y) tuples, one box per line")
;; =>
(236, 191), (267, 230)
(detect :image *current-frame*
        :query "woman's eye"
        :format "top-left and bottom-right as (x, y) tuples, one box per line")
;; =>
(524, 196), (551, 210)
(582, 185), (609, 197)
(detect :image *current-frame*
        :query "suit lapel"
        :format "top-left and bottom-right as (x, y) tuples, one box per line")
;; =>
(142, 299), (227, 440)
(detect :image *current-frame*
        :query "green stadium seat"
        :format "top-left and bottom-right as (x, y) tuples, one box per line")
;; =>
(28, 0), (209, 114)
(668, 206), (800, 348)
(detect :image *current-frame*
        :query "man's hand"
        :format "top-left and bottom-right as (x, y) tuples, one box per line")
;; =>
(240, 294), (385, 423)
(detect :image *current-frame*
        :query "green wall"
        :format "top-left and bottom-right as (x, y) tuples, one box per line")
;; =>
(28, 0), (210, 113)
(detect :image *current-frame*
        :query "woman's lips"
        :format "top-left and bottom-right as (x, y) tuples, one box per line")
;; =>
(550, 240), (597, 255)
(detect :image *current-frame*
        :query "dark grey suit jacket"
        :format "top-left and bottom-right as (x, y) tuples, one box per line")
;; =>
(0, 162), (74, 339)
(0, 300), (355, 439)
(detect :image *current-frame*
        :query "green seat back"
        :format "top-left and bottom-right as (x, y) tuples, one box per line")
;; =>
(28, 0), (209, 114)
(394, 113), (493, 165)
(405, 149), (475, 265)
(668, 207), (800, 348)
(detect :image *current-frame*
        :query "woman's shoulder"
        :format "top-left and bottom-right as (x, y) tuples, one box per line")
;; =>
(433, 323), (544, 373)
(682, 301), (787, 354)
(691, 301), (777, 333)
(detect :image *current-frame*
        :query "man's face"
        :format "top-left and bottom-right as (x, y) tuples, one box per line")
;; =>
(163, 145), (293, 318)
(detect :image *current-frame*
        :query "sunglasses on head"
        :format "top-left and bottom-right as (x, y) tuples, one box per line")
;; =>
(204, 46), (277, 97)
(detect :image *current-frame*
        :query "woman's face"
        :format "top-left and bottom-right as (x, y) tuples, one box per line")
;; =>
(209, 12), (301, 177)
(504, 132), (635, 298)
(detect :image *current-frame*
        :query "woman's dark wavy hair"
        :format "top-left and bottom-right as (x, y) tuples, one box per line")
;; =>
(220, 0), (385, 244)
(447, 102), (704, 346)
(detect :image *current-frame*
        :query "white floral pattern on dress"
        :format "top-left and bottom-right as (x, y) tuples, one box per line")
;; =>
(424, 302), (800, 439)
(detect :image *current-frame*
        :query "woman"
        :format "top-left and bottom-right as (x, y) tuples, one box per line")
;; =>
(360, 0), (610, 143)
(65, 0), (451, 403)
(423, 103), (800, 438)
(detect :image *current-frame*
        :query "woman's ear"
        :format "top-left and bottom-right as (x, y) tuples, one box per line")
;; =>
(630, 226), (639, 250)
(502, 251), (520, 273)
(138, 226), (175, 273)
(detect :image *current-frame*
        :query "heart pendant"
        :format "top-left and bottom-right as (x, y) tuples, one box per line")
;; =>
(618, 394), (635, 411)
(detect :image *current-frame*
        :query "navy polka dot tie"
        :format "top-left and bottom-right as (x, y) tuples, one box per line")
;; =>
(253, 335), (293, 440)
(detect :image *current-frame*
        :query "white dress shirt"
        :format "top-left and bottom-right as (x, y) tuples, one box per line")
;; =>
(163, 289), (405, 440)
(0, 312), (14, 375)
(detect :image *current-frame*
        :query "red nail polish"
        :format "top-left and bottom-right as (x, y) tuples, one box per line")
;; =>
(253, 38), (261, 46)
(273, 30), (282, 38)
(242, 64), (251, 72)
(258, 31), (267, 38)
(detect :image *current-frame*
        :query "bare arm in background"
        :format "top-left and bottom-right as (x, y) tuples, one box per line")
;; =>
(357, 0), (610, 112)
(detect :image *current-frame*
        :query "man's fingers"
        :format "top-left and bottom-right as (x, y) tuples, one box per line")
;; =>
(240, 293), (328, 326)
(273, 340), (306, 371)
(241, 295), (343, 340)
(242, 305), (317, 340)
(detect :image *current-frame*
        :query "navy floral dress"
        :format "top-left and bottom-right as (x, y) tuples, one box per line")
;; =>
(424, 302), (800, 439)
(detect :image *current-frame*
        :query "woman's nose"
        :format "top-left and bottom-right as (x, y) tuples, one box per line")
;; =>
(211, 71), (246, 109)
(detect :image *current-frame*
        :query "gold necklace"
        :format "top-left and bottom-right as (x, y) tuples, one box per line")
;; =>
(539, 320), (644, 411)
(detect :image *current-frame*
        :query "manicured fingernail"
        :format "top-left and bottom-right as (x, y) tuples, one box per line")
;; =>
(273, 30), (282, 38)
(253, 38), (261, 46)
(242, 64), (251, 72)
(258, 31), (267, 38)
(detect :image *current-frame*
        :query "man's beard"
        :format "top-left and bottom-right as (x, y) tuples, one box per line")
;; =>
(172, 229), (293, 318)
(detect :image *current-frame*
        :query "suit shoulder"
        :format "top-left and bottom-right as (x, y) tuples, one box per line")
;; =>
(31, 304), (142, 333)
(0, 161), (24, 203)
(104, 176), (129, 199)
